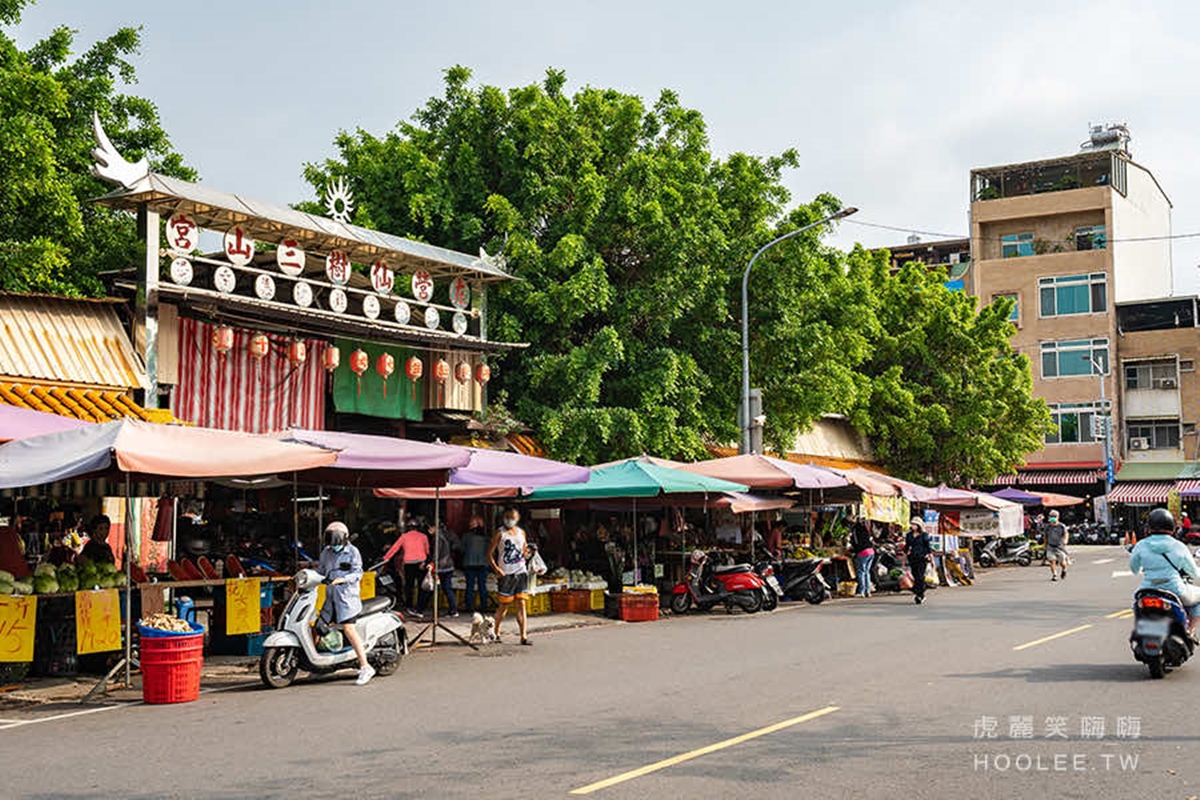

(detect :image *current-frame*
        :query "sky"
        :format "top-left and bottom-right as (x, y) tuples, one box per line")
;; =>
(14, 0), (1200, 293)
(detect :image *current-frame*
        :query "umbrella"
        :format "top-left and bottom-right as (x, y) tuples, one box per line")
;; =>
(1032, 491), (1085, 507)
(278, 428), (469, 487)
(676, 454), (848, 490)
(906, 484), (985, 507)
(442, 444), (591, 488)
(0, 404), (88, 442)
(991, 487), (1044, 506)
(716, 493), (796, 514)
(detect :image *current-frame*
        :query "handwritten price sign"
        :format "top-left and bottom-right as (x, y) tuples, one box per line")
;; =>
(76, 590), (121, 655)
(361, 572), (376, 601)
(0, 596), (36, 662)
(225, 578), (262, 635)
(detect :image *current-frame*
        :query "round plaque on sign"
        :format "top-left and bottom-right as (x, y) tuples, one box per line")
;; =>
(370, 260), (395, 295)
(424, 306), (440, 330)
(394, 300), (412, 325)
(325, 251), (351, 286)
(213, 265), (237, 294)
(293, 281), (314, 307)
(166, 214), (200, 253)
(362, 294), (381, 320)
(255, 273), (276, 300)
(223, 225), (256, 266)
(276, 239), (306, 276)
(452, 312), (468, 335)
(450, 275), (470, 309)
(329, 287), (348, 314)
(169, 257), (193, 286)
(411, 270), (434, 302)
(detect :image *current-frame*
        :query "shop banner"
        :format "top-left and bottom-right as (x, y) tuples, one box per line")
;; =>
(0, 595), (36, 662)
(332, 339), (423, 421)
(959, 510), (1000, 537)
(361, 572), (375, 601)
(225, 577), (262, 636)
(76, 589), (121, 655)
(862, 493), (910, 525)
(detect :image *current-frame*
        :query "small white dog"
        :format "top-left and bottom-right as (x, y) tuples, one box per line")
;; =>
(469, 612), (499, 644)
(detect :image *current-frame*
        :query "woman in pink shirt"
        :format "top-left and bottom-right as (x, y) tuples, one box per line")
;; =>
(391, 519), (431, 612)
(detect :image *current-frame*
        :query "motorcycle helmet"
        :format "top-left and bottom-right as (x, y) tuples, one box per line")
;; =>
(325, 521), (349, 547)
(690, 549), (707, 565)
(1147, 508), (1175, 534)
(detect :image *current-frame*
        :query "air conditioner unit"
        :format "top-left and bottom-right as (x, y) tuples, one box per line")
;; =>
(1158, 378), (1178, 389)
(1130, 437), (1151, 450)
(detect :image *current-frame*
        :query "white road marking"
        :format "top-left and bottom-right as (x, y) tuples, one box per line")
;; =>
(1092, 558), (1114, 564)
(1112, 570), (1133, 578)
(0, 703), (130, 731)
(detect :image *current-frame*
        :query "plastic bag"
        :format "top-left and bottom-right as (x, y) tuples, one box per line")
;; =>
(529, 551), (548, 576)
(421, 570), (436, 592)
(898, 570), (914, 591)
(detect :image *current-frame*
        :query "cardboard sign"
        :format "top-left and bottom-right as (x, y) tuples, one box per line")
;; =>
(76, 590), (121, 655)
(224, 577), (262, 636)
(361, 572), (376, 601)
(0, 595), (36, 662)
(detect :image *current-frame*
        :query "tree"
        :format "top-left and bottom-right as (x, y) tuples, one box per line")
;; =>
(0, 0), (194, 296)
(848, 260), (1052, 484)
(303, 67), (867, 463)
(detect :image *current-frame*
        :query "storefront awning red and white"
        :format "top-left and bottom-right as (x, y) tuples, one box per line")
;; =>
(1175, 479), (1200, 498)
(1107, 481), (1172, 505)
(1020, 469), (1101, 486)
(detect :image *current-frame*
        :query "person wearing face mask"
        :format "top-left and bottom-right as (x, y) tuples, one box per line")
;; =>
(488, 507), (532, 645)
(318, 521), (374, 685)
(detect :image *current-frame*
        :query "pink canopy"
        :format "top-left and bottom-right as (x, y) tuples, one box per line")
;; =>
(678, 454), (848, 490)
(376, 486), (520, 500)
(0, 404), (87, 443)
(715, 492), (796, 514)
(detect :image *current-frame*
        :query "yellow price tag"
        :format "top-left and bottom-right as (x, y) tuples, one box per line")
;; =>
(76, 590), (121, 655)
(0, 595), (36, 662)
(224, 577), (262, 635)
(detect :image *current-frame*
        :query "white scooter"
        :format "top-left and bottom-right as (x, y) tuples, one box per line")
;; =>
(260, 568), (407, 688)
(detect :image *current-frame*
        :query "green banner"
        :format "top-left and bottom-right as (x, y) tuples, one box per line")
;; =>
(332, 339), (423, 421)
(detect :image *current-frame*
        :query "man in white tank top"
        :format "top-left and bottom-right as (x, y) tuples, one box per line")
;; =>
(489, 507), (532, 645)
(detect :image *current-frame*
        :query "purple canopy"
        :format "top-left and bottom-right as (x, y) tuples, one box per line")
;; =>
(278, 429), (471, 487)
(0, 404), (87, 443)
(444, 444), (591, 488)
(991, 487), (1043, 506)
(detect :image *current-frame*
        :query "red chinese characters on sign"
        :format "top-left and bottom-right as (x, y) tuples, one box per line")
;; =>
(411, 270), (434, 302)
(167, 214), (200, 253)
(276, 238), (306, 276)
(450, 276), (470, 309)
(0, 596), (36, 662)
(223, 225), (256, 266)
(370, 260), (394, 295)
(325, 250), (351, 286)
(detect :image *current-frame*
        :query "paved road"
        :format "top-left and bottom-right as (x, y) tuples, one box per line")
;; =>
(4, 545), (1197, 799)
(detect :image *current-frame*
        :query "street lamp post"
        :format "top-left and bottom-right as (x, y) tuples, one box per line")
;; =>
(740, 207), (858, 454)
(1090, 356), (1113, 498)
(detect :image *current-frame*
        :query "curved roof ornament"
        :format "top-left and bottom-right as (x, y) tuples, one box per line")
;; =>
(90, 111), (150, 189)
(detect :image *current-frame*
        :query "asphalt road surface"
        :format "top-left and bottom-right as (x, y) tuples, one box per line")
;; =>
(4, 545), (1197, 799)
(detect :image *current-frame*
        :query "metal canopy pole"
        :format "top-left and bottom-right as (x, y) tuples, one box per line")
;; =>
(410, 486), (476, 650)
(292, 472), (299, 572)
(123, 473), (133, 686)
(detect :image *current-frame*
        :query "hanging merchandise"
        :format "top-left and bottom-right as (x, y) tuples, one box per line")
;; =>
(454, 361), (471, 384)
(376, 353), (396, 398)
(349, 349), (369, 395)
(323, 345), (340, 372)
(287, 340), (307, 367)
(405, 356), (424, 401)
(212, 325), (234, 357)
(434, 358), (450, 405)
(475, 363), (491, 386)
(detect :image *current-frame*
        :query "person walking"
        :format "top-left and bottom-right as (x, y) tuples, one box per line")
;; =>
(1044, 510), (1070, 581)
(318, 522), (374, 685)
(390, 518), (431, 613)
(489, 507), (532, 645)
(418, 521), (459, 618)
(461, 514), (491, 613)
(849, 521), (876, 598)
(904, 517), (932, 605)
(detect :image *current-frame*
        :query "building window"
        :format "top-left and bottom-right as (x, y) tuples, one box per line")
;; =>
(1075, 225), (1107, 251)
(1002, 233), (1035, 258)
(994, 293), (1019, 323)
(1125, 361), (1178, 390)
(1045, 402), (1105, 445)
(1181, 359), (1195, 372)
(1184, 422), (1197, 436)
(1039, 273), (1107, 317)
(1041, 339), (1109, 378)
(1127, 419), (1181, 450)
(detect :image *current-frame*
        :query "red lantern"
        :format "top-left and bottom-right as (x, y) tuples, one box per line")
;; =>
(376, 353), (395, 397)
(349, 348), (369, 395)
(323, 345), (340, 372)
(434, 359), (450, 382)
(454, 361), (471, 384)
(475, 363), (491, 386)
(286, 340), (307, 367)
(212, 325), (234, 357)
(248, 333), (270, 360)
(405, 356), (423, 401)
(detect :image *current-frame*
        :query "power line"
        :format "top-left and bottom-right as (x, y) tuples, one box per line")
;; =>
(845, 218), (1200, 246)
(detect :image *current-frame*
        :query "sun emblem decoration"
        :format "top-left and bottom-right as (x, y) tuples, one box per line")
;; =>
(324, 177), (355, 223)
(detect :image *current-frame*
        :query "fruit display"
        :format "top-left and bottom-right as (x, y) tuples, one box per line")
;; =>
(139, 613), (195, 633)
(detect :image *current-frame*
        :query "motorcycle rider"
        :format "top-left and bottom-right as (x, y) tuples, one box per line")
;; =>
(318, 521), (374, 685)
(1129, 508), (1200, 638)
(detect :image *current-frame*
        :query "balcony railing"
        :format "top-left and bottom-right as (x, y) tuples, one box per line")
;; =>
(973, 151), (1127, 201)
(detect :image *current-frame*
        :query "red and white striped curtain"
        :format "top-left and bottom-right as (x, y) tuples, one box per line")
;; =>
(172, 318), (327, 433)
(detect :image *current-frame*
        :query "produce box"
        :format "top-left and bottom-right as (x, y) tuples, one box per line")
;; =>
(618, 593), (659, 622)
(550, 590), (592, 614)
(527, 593), (552, 616)
(589, 589), (605, 611)
(837, 581), (857, 598)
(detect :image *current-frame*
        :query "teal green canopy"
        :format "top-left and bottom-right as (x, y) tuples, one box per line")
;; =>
(526, 459), (748, 501)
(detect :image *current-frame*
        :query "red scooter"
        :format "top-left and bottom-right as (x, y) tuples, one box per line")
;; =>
(669, 550), (765, 614)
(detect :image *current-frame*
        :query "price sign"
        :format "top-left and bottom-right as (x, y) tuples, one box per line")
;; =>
(76, 589), (121, 655)
(0, 595), (36, 662)
(224, 577), (262, 635)
(361, 572), (376, 601)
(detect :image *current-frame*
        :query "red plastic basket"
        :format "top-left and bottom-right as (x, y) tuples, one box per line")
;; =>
(618, 593), (659, 622)
(550, 590), (593, 613)
(140, 632), (204, 704)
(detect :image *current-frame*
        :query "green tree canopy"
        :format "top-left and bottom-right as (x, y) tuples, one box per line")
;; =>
(0, 0), (194, 296)
(303, 66), (871, 464)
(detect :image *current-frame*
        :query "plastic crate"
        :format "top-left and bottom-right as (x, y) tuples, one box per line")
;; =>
(551, 590), (592, 613)
(526, 593), (552, 616)
(618, 593), (659, 622)
(139, 623), (205, 704)
(590, 589), (605, 611)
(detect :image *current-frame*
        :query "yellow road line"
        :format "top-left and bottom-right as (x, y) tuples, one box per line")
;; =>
(569, 706), (840, 795)
(1013, 624), (1093, 651)
(1106, 609), (1134, 619)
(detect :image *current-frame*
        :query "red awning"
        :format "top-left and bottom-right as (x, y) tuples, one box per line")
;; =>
(1175, 480), (1200, 498)
(1019, 469), (1100, 486)
(1107, 482), (1172, 505)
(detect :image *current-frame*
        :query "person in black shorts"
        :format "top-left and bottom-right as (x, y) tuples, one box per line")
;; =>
(488, 508), (532, 645)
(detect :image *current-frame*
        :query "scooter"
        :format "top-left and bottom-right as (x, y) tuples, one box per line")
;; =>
(669, 551), (765, 614)
(778, 557), (832, 604)
(1129, 587), (1195, 679)
(260, 569), (407, 688)
(752, 556), (784, 611)
(869, 544), (904, 593)
(977, 536), (1032, 568)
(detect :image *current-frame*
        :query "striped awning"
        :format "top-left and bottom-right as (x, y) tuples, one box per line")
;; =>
(1019, 469), (1100, 486)
(1176, 479), (1200, 498)
(1107, 481), (1172, 505)
(988, 474), (1018, 486)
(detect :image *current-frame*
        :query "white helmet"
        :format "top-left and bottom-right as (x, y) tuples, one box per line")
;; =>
(690, 549), (707, 565)
(325, 521), (349, 546)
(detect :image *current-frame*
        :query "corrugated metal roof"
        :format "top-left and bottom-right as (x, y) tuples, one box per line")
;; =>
(0, 294), (145, 389)
(0, 382), (178, 424)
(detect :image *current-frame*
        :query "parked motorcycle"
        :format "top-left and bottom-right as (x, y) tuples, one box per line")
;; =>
(778, 557), (832, 604)
(977, 536), (1032, 568)
(869, 543), (904, 593)
(669, 550), (765, 614)
(752, 556), (784, 611)
(260, 568), (406, 688)
(1129, 587), (1194, 679)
